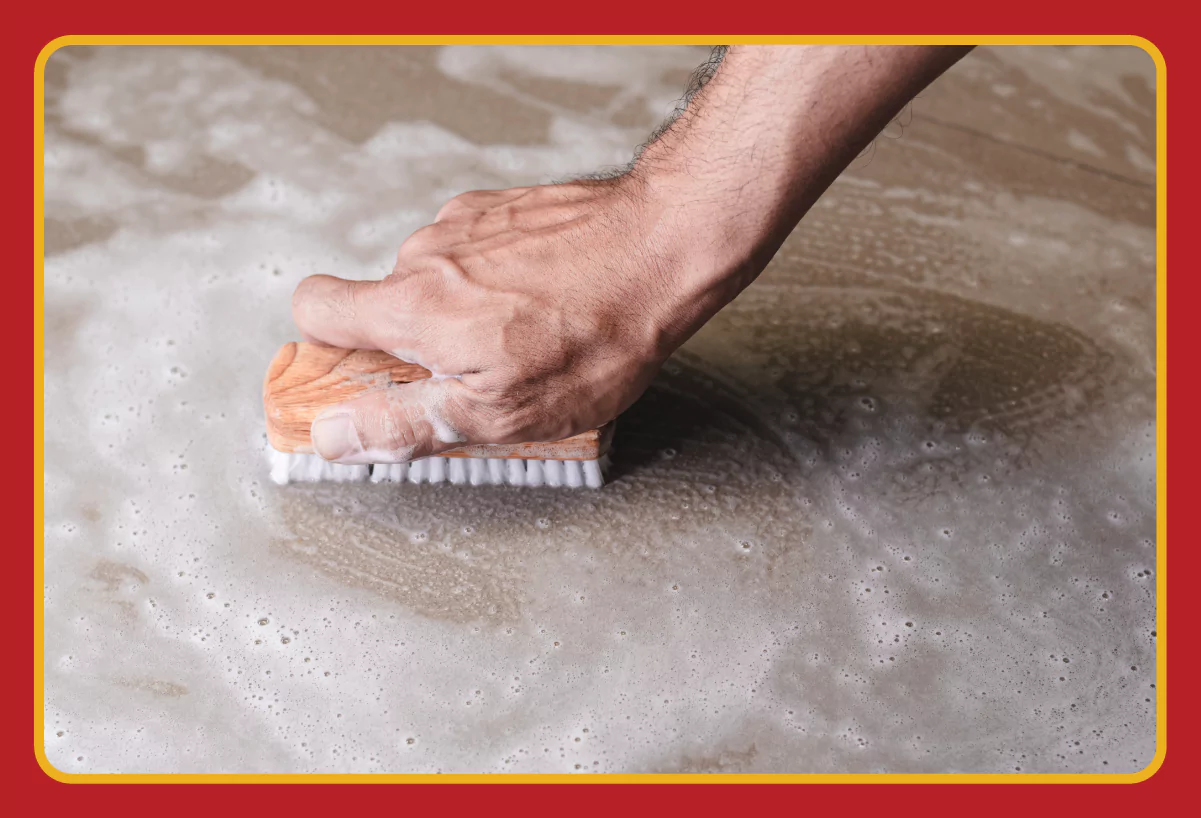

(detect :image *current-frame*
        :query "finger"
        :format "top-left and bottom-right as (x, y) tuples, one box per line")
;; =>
(309, 379), (470, 465)
(435, 187), (532, 222)
(292, 274), (395, 350)
(293, 272), (488, 377)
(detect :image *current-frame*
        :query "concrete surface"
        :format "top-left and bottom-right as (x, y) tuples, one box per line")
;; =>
(42, 45), (1157, 774)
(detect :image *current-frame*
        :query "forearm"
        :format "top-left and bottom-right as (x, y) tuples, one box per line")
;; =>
(631, 45), (972, 340)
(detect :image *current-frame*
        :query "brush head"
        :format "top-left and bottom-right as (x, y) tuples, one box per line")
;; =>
(263, 343), (614, 487)
(268, 450), (609, 488)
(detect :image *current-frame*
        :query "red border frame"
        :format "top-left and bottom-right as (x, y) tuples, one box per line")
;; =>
(14, 1), (1190, 808)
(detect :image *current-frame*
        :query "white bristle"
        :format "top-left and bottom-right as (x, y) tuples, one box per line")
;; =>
(304, 455), (326, 481)
(468, 458), (488, 486)
(506, 459), (525, 486)
(338, 463), (370, 482)
(583, 458), (604, 489)
(427, 456), (447, 483)
(370, 463), (403, 483)
(564, 459), (583, 488)
(408, 459), (427, 484)
(487, 458), (505, 484)
(525, 458), (545, 487)
(269, 449), (292, 485)
(267, 449), (372, 485)
(268, 448), (609, 488)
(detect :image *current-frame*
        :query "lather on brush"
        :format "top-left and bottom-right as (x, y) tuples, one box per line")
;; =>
(264, 342), (613, 488)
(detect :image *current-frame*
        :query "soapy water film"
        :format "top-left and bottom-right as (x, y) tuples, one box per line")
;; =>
(42, 45), (1157, 773)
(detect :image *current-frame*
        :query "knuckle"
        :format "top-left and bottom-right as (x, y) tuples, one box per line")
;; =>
(379, 269), (412, 295)
(381, 408), (415, 451)
(397, 224), (441, 260)
(435, 193), (479, 221)
(382, 266), (445, 311)
(379, 394), (426, 450)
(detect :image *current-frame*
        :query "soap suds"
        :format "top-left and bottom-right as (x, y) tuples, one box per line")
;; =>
(424, 398), (466, 445)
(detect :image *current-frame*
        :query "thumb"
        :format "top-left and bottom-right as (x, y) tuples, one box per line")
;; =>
(309, 379), (467, 465)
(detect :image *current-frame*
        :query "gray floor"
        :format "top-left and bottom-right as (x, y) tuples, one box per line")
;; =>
(42, 45), (1157, 774)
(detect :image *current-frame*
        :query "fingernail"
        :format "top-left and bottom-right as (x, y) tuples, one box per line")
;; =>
(311, 413), (362, 462)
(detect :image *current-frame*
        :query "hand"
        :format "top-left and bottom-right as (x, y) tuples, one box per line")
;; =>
(291, 174), (734, 464)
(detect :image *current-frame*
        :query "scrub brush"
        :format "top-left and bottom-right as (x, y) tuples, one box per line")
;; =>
(263, 342), (613, 487)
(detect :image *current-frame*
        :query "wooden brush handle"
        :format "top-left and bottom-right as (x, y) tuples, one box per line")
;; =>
(263, 342), (613, 460)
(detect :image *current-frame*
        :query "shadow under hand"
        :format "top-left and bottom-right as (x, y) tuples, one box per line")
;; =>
(620, 282), (1122, 479)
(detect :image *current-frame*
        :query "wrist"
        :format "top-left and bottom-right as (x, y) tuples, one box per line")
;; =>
(611, 155), (782, 358)
(623, 117), (811, 351)
(637, 135), (803, 281)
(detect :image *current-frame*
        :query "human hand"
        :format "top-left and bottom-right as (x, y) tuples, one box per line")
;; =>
(290, 174), (739, 464)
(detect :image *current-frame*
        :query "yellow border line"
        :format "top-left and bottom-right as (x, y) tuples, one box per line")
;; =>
(35, 34), (1167, 785)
